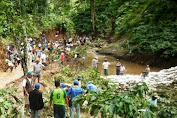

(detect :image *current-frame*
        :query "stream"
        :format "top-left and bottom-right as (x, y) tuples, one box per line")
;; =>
(80, 51), (161, 76)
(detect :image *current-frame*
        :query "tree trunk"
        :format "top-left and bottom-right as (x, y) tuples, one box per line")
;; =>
(90, 0), (96, 39)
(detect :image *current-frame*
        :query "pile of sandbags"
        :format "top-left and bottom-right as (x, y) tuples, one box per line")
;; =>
(106, 66), (177, 89)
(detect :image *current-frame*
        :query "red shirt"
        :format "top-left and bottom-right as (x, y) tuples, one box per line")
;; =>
(60, 52), (65, 61)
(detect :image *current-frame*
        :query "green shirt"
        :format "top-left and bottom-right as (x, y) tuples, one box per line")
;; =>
(50, 88), (67, 105)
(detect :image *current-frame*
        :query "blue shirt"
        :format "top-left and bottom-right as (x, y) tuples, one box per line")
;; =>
(87, 84), (98, 92)
(43, 37), (46, 42)
(148, 98), (157, 106)
(37, 51), (42, 56)
(82, 57), (85, 61)
(67, 86), (83, 100)
(44, 43), (48, 49)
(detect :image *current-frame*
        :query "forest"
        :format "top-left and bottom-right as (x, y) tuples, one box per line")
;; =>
(1, 0), (177, 61)
(0, 0), (177, 118)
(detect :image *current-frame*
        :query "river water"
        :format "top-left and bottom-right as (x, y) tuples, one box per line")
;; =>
(81, 51), (161, 76)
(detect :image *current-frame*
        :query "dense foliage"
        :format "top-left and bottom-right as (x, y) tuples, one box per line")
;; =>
(1, 0), (177, 59)
(70, 0), (177, 59)
(0, 88), (23, 117)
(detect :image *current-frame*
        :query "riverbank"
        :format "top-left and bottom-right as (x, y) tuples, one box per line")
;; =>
(97, 41), (177, 69)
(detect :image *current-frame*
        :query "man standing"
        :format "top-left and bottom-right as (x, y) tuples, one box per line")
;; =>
(22, 71), (34, 114)
(42, 34), (46, 43)
(115, 59), (121, 75)
(60, 51), (65, 66)
(67, 80), (83, 118)
(33, 60), (44, 83)
(92, 57), (98, 69)
(145, 65), (150, 76)
(29, 83), (44, 118)
(102, 59), (110, 76)
(50, 80), (68, 118)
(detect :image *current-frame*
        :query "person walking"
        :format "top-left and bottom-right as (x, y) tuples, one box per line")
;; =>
(77, 75), (82, 88)
(29, 83), (44, 118)
(33, 60), (44, 83)
(67, 80), (83, 118)
(102, 59), (110, 76)
(22, 71), (34, 115)
(50, 80), (68, 118)
(92, 57), (98, 69)
(115, 59), (121, 75)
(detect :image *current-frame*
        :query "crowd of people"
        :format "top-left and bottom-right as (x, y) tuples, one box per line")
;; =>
(3, 31), (154, 118)
(24, 72), (98, 118)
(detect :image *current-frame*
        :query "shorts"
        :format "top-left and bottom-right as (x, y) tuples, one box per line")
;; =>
(34, 73), (41, 78)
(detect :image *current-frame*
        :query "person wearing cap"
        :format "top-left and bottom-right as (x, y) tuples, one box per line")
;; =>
(86, 82), (98, 93)
(33, 60), (44, 83)
(92, 57), (98, 69)
(77, 75), (82, 88)
(29, 83), (44, 118)
(115, 59), (121, 75)
(67, 80), (83, 118)
(60, 83), (66, 90)
(50, 80), (68, 118)
(148, 93), (158, 107)
(102, 59), (110, 76)
(22, 71), (34, 115)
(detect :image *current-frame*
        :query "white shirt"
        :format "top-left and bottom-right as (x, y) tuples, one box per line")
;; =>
(22, 78), (32, 87)
(120, 66), (125, 72)
(41, 53), (47, 62)
(66, 47), (71, 52)
(34, 63), (43, 73)
(5, 59), (14, 67)
(69, 38), (73, 42)
(38, 43), (42, 47)
(92, 59), (98, 68)
(102, 62), (110, 69)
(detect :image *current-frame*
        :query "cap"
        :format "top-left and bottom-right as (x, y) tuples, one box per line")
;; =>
(35, 83), (40, 88)
(152, 93), (158, 98)
(74, 80), (79, 85)
(95, 57), (98, 59)
(77, 75), (82, 80)
(88, 81), (92, 84)
(27, 71), (33, 75)
(61, 83), (66, 88)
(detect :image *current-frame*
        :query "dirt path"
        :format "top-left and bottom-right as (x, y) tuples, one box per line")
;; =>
(0, 63), (33, 90)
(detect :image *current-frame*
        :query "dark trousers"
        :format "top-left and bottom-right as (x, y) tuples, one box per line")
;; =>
(54, 104), (65, 118)
(116, 69), (120, 75)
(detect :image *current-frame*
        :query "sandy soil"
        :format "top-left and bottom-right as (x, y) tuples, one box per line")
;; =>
(0, 63), (33, 90)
